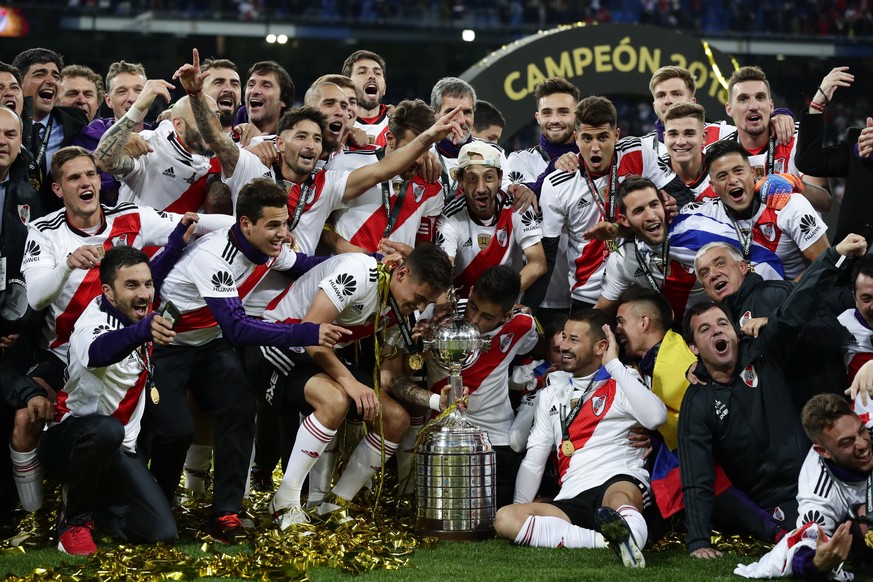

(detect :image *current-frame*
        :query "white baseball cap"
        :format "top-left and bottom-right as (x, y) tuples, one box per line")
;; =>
(457, 141), (501, 171)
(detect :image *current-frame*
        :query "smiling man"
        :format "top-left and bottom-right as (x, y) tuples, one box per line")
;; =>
(687, 139), (829, 280)
(678, 234), (866, 560)
(12, 48), (88, 211)
(252, 244), (453, 526)
(242, 61), (293, 136)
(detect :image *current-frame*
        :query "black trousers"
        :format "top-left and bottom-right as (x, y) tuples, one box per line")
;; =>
(140, 339), (256, 515)
(494, 445), (524, 510)
(38, 415), (176, 543)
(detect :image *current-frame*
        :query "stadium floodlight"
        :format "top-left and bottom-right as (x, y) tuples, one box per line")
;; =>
(462, 29), (475, 42)
(277, 34), (288, 44)
(266, 33), (277, 43)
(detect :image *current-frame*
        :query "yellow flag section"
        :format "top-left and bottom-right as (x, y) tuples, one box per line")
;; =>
(650, 329), (696, 451)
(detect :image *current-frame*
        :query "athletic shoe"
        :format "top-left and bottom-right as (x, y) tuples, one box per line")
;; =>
(595, 507), (645, 568)
(269, 499), (310, 531)
(57, 520), (97, 556)
(250, 467), (274, 492)
(208, 512), (247, 544)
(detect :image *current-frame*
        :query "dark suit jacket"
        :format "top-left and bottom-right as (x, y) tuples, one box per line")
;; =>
(795, 112), (873, 243)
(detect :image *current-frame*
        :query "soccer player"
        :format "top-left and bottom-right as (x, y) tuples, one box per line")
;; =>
(506, 77), (581, 321)
(94, 77), (221, 214)
(175, 49), (464, 256)
(343, 50), (389, 147)
(241, 60), (294, 136)
(424, 265), (539, 508)
(329, 99), (444, 253)
(659, 103), (713, 206)
(14, 146), (230, 513)
(595, 176), (783, 321)
(539, 96), (672, 313)
(717, 66), (831, 212)
(837, 254), (873, 382)
(146, 178), (350, 542)
(679, 234), (866, 559)
(435, 141), (546, 298)
(689, 140), (829, 280)
(251, 244), (453, 526)
(38, 246), (180, 556)
(495, 309), (667, 568)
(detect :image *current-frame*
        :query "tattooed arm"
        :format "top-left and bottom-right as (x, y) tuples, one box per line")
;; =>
(94, 79), (174, 176)
(174, 48), (241, 178)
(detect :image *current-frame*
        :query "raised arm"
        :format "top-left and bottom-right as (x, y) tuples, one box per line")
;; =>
(174, 48), (241, 178)
(94, 79), (174, 176)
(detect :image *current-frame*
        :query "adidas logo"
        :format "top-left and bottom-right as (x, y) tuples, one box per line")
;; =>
(548, 405), (558, 416)
(576, 198), (591, 210)
(302, 450), (320, 459)
(162, 167), (176, 178)
(351, 303), (364, 314)
(211, 270), (235, 293)
(633, 266), (646, 278)
(462, 237), (473, 248)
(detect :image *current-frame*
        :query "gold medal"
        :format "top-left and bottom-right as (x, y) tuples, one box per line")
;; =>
(408, 353), (424, 370)
(150, 385), (160, 404)
(561, 439), (575, 457)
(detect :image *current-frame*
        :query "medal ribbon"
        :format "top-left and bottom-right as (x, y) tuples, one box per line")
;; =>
(380, 179), (409, 239)
(582, 158), (619, 223)
(559, 375), (597, 444)
(633, 237), (671, 293)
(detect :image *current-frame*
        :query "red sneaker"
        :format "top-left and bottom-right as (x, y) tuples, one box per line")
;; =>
(208, 512), (247, 544)
(57, 521), (97, 556)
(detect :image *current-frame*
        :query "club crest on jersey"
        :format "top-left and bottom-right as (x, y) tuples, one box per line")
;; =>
(477, 234), (492, 250)
(498, 333), (514, 353)
(17, 204), (29, 224)
(742, 364), (758, 388)
(591, 395), (606, 417)
(774, 159), (786, 174)
(758, 222), (777, 243)
(772, 506), (785, 522)
(110, 234), (132, 248)
(412, 183), (425, 203)
(739, 310), (752, 327)
(496, 227), (508, 248)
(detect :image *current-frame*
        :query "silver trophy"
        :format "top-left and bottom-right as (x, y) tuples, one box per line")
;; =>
(415, 290), (496, 539)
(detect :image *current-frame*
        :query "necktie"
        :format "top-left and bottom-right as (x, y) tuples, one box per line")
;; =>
(31, 123), (46, 179)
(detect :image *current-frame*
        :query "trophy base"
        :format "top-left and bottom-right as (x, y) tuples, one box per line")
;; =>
(415, 519), (494, 540)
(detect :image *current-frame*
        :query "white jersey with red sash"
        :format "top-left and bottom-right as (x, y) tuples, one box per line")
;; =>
(686, 193), (825, 279)
(427, 303), (538, 446)
(355, 105), (391, 148)
(435, 193), (542, 298)
(55, 296), (150, 452)
(711, 126), (803, 181)
(525, 366), (651, 499)
(223, 147), (349, 255)
(432, 139), (512, 201)
(540, 137), (672, 304)
(506, 146), (571, 310)
(642, 122), (728, 156)
(22, 203), (182, 361)
(329, 147), (444, 252)
(116, 120), (220, 213)
(658, 151), (715, 205)
(158, 227), (297, 347)
(263, 253), (401, 349)
(838, 308), (873, 383)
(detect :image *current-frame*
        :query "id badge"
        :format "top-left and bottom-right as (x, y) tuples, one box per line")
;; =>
(0, 255), (7, 292)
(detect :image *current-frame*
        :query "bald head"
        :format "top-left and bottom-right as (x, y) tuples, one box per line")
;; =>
(170, 95), (218, 157)
(0, 106), (23, 179)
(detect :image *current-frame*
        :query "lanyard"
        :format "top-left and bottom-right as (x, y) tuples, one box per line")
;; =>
(133, 343), (154, 385)
(633, 238), (671, 292)
(386, 292), (420, 355)
(736, 132), (777, 176)
(582, 159), (618, 223)
(28, 116), (54, 185)
(380, 179), (409, 239)
(724, 208), (753, 262)
(437, 152), (460, 202)
(284, 172), (317, 231)
(559, 375), (597, 442)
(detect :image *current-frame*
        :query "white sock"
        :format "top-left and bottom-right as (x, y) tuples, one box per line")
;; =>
(395, 414), (425, 495)
(320, 432), (398, 513)
(617, 504), (648, 549)
(183, 444), (212, 492)
(10, 446), (43, 512)
(514, 515), (606, 548)
(272, 414), (335, 509)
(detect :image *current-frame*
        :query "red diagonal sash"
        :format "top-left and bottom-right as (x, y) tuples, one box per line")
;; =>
(51, 213), (143, 350)
(164, 157), (222, 214)
(454, 203), (514, 297)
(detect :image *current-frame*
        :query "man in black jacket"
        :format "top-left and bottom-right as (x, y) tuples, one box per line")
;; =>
(679, 234), (867, 560)
(12, 48), (88, 213)
(795, 66), (873, 244)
